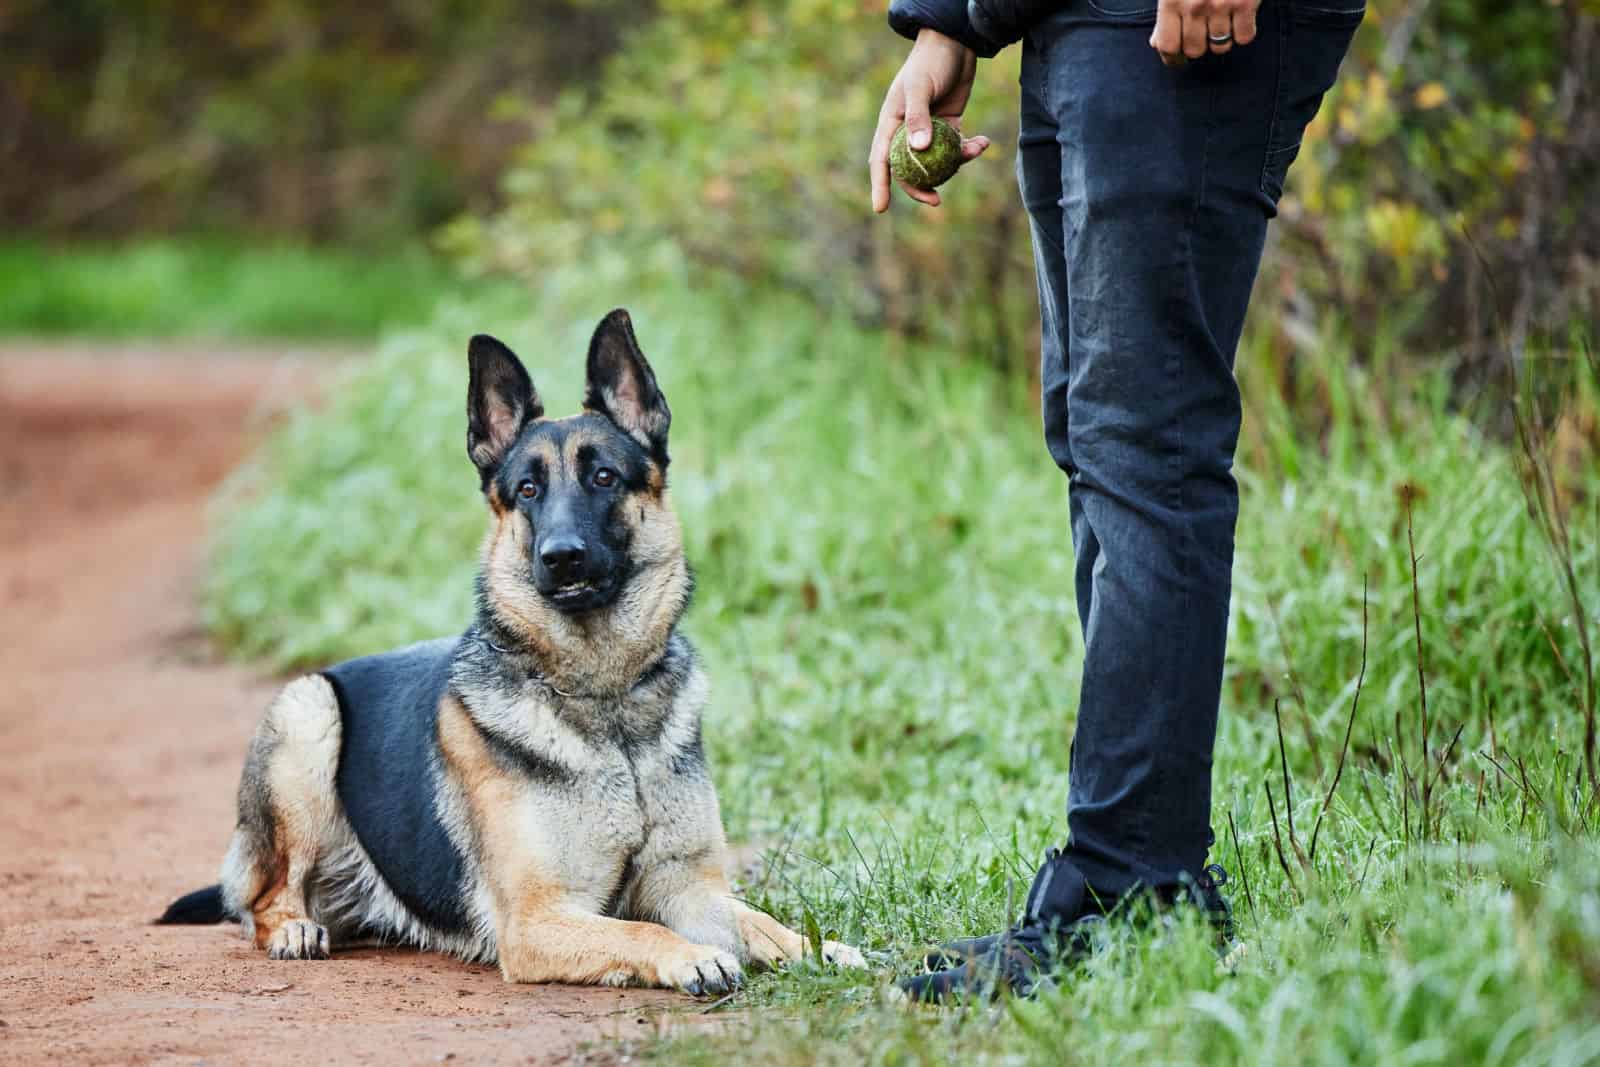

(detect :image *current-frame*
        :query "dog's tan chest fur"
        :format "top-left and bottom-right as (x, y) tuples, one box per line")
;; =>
(437, 663), (719, 922)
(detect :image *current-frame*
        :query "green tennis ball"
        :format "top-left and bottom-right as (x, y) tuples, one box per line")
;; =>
(889, 118), (963, 191)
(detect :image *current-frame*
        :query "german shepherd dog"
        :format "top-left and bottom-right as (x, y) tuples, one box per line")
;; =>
(159, 311), (864, 993)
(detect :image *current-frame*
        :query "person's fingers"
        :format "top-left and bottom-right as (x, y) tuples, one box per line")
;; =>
(1181, 2), (1209, 58)
(898, 181), (941, 207)
(869, 89), (904, 214)
(1232, 0), (1258, 45)
(958, 135), (990, 162)
(869, 138), (890, 213)
(1207, 11), (1233, 53)
(903, 73), (934, 150)
(1151, 0), (1186, 66)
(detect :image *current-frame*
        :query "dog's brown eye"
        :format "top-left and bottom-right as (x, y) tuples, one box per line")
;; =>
(517, 480), (538, 500)
(593, 468), (618, 488)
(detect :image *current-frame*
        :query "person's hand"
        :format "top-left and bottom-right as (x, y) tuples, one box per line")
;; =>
(869, 28), (991, 212)
(1150, 0), (1261, 67)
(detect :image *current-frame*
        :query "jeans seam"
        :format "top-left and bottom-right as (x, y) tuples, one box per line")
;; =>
(1148, 68), (1222, 875)
(1258, 3), (1290, 198)
(1029, 41), (1068, 260)
(1296, 2), (1366, 14)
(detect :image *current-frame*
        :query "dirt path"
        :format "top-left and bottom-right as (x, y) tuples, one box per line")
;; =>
(0, 347), (714, 1066)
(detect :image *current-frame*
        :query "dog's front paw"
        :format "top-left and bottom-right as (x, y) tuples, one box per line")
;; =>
(821, 940), (867, 969)
(266, 919), (330, 960)
(660, 944), (743, 996)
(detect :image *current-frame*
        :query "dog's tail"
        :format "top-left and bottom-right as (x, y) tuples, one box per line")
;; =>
(155, 884), (231, 925)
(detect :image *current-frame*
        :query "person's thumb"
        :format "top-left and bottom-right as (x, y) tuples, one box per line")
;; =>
(904, 80), (933, 150)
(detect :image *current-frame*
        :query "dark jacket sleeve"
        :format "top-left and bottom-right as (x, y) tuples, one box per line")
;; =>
(966, 0), (1059, 53)
(887, 0), (1000, 57)
(886, 0), (1057, 58)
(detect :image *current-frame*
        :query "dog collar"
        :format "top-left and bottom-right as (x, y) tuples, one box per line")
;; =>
(479, 633), (663, 701)
(480, 635), (579, 698)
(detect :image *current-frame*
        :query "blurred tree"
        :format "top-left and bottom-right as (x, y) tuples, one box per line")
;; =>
(0, 0), (637, 241)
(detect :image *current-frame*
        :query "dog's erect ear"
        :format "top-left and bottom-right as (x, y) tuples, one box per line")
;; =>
(467, 334), (543, 481)
(584, 309), (670, 464)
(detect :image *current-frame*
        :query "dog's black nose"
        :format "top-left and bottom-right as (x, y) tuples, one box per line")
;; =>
(539, 536), (587, 582)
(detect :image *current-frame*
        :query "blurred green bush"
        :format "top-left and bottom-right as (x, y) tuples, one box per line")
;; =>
(447, 0), (1597, 384)
(1, 0), (636, 241)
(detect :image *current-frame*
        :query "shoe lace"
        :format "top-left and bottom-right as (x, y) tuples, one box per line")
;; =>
(1191, 861), (1236, 943)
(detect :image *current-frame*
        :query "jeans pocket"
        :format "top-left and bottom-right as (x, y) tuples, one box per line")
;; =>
(1084, 0), (1160, 22)
(1259, 0), (1365, 203)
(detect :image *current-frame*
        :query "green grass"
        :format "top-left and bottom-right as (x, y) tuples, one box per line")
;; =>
(205, 272), (1600, 1064)
(0, 238), (519, 340)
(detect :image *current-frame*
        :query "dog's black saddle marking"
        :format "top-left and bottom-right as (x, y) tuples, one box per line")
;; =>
(323, 637), (472, 937)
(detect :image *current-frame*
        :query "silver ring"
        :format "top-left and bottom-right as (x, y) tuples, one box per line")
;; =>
(1209, 31), (1233, 43)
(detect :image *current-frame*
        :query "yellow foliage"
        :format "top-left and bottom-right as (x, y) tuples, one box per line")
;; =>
(1414, 82), (1449, 110)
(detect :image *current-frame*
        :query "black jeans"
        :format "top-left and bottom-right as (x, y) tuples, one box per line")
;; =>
(1017, 0), (1362, 903)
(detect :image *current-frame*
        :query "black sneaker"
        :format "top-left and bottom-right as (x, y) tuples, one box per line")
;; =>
(899, 914), (1108, 1003)
(905, 851), (1238, 1003)
(1181, 862), (1235, 943)
(901, 848), (1101, 1003)
(921, 931), (1005, 972)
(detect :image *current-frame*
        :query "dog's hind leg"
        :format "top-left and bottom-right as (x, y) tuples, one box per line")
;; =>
(220, 674), (342, 960)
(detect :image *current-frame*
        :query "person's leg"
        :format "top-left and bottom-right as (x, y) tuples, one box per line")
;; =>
(1016, 24), (1108, 930)
(902, 52), (1094, 984)
(1029, 0), (1365, 908)
(902, 0), (1364, 1001)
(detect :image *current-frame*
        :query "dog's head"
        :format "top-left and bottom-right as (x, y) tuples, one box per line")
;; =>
(467, 309), (682, 623)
